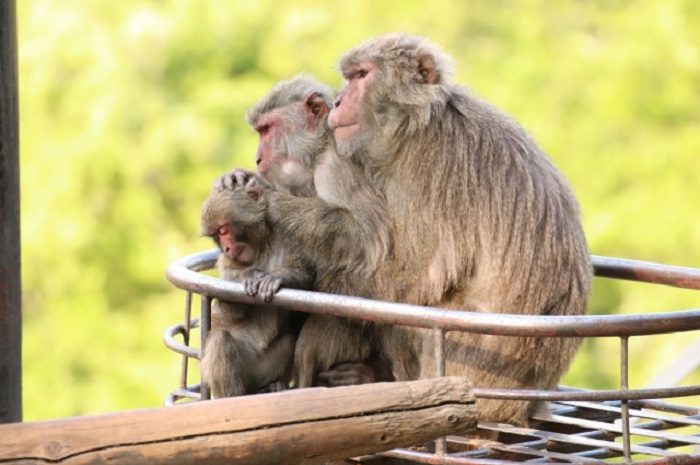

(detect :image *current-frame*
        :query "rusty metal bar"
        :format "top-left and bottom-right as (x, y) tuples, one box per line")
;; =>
(620, 336), (632, 462)
(592, 255), (700, 290)
(382, 446), (700, 465)
(434, 328), (447, 455)
(471, 385), (700, 401)
(166, 251), (700, 339)
(382, 448), (508, 464)
(179, 292), (193, 390)
(163, 321), (200, 359)
(560, 400), (700, 426)
(199, 295), (211, 400)
(634, 398), (700, 415)
(477, 422), (677, 457)
(546, 414), (700, 446)
(434, 329), (446, 377)
(0, 0), (22, 425)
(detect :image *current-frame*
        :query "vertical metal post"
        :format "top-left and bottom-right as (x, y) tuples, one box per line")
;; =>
(179, 292), (193, 390)
(199, 295), (212, 400)
(620, 336), (631, 462)
(0, 0), (22, 424)
(434, 328), (446, 455)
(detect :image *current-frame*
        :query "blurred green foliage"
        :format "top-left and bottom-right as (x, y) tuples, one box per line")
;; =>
(17, 0), (699, 420)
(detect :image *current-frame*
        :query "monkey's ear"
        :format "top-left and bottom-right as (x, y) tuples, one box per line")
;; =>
(305, 92), (330, 120)
(247, 189), (260, 202)
(417, 55), (438, 84)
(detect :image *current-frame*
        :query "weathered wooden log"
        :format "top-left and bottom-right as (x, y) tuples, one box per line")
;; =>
(0, 377), (475, 465)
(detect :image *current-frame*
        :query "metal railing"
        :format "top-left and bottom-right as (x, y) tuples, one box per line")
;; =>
(164, 251), (700, 464)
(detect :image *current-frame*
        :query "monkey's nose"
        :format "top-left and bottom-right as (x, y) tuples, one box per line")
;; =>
(333, 96), (342, 108)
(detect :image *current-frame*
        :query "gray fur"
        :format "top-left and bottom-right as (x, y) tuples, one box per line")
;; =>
(334, 34), (592, 425)
(199, 180), (313, 397)
(248, 75), (393, 387)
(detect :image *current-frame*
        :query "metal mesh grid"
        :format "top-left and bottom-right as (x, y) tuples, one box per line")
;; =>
(164, 251), (700, 464)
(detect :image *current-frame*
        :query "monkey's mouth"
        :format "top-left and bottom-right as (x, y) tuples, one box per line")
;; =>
(224, 244), (245, 261)
(332, 123), (359, 139)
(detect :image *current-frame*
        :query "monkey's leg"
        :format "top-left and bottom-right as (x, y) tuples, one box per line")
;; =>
(315, 362), (377, 387)
(316, 324), (392, 386)
(251, 332), (296, 392)
(295, 316), (375, 388)
(201, 329), (248, 397)
(292, 325), (325, 389)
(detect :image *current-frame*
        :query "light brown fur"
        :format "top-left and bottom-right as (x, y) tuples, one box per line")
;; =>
(247, 75), (393, 387)
(199, 179), (313, 397)
(326, 34), (591, 425)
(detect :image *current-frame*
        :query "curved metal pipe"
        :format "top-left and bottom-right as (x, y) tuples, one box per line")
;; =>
(166, 250), (700, 338)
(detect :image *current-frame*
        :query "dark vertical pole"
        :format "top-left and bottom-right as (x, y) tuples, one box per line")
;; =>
(0, 0), (22, 424)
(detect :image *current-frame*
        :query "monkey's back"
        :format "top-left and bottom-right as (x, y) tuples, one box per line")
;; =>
(379, 85), (592, 425)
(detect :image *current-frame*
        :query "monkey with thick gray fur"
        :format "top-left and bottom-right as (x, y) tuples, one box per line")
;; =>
(259, 35), (591, 425)
(243, 75), (393, 387)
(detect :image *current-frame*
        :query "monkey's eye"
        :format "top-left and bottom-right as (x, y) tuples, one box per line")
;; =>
(357, 69), (369, 79)
(256, 124), (271, 136)
(217, 224), (230, 237)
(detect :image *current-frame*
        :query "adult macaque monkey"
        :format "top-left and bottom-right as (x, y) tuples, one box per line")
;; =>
(199, 177), (313, 397)
(224, 75), (392, 387)
(268, 34), (591, 425)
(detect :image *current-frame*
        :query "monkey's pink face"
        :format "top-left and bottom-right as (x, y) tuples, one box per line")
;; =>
(254, 110), (287, 179)
(254, 105), (308, 184)
(328, 62), (375, 141)
(254, 96), (328, 187)
(216, 224), (255, 266)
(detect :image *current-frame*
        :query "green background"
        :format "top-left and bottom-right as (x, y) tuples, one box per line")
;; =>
(17, 0), (700, 420)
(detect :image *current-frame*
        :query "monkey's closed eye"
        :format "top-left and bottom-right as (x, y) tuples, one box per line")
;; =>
(217, 225), (230, 237)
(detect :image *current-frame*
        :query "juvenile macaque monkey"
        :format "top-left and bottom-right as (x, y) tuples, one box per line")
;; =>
(241, 75), (393, 387)
(199, 176), (313, 397)
(260, 35), (591, 425)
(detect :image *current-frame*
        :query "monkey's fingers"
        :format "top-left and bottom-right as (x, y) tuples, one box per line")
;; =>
(231, 169), (251, 188)
(212, 174), (232, 191)
(258, 277), (283, 302)
(214, 169), (251, 191)
(243, 278), (260, 296)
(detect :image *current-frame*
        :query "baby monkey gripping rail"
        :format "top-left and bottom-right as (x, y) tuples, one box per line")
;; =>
(165, 250), (700, 465)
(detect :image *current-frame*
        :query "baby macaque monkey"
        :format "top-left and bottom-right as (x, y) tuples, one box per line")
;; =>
(199, 175), (313, 397)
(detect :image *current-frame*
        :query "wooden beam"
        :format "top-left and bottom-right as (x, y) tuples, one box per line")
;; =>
(0, 0), (22, 425)
(0, 377), (476, 465)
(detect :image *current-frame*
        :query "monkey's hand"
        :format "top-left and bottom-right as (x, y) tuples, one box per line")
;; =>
(316, 362), (377, 387)
(241, 268), (266, 296)
(245, 175), (275, 201)
(214, 168), (254, 191)
(256, 273), (284, 302)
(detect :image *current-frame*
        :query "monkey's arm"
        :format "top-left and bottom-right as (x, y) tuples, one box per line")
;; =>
(242, 253), (314, 302)
(267, 190), (389, 276)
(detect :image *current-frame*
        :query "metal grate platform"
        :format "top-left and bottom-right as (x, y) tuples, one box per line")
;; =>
(349, 398), (699, 464)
